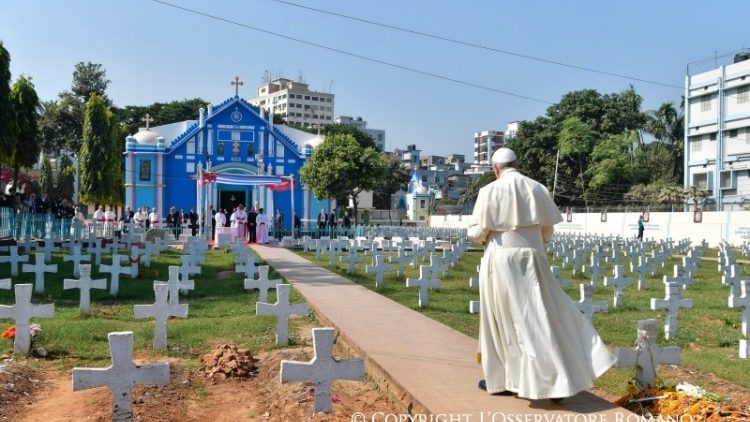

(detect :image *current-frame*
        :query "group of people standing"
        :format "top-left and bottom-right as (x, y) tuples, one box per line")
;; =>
(214, 204), (269, 244)
(316, 208), (351, 237)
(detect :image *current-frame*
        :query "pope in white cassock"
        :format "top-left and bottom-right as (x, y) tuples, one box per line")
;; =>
(214, 211), (226, 244)
(468, 148), (615, 402)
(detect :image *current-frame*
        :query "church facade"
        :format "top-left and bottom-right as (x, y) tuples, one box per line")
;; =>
(124, 95), (330, 230)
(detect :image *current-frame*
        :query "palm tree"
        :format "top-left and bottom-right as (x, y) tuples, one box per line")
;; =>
(645, 102), (684, 182)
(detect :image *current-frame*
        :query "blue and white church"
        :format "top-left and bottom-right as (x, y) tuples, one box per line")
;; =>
(123, 90), (330, 231)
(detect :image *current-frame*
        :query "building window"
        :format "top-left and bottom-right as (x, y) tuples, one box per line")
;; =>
(729, 129), (738, 138)
(217, 142), (225, 156)
(691, 140), (702, 152)
(709, 132), (717, 141)
(304, 95), (310, 100)
(312, 96), (318, 101)
(139, 160), (151, 181)
(738, 86), (749, 104)
(701, 95), (712, 112)
(420, 200), (425, 208)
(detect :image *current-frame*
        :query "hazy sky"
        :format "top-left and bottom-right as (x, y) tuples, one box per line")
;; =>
(2, 0), (748, 159)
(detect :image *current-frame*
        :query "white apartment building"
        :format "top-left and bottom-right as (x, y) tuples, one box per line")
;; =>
(474, 130), (505, 165)
(250, 78), (334, 128)
(506, 121), (520, 139)
(685, 52), (750, 210)
(334, 115), (386, 150)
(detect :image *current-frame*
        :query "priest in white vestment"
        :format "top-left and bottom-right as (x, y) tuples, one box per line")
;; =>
(92, 205), (105, 237)
(255, 208), (269, 244)
(148, 208), (160, 228)
(214, 210), (226, 244)
(468, 148), (615, 402)
(235, 204), (248, 242)
(104, 206), (116, 238)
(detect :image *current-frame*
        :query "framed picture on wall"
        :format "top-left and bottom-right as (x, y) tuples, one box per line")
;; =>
(566, 208), (573, 223)
(693, 208), (702, 223)
(600, 210), (607, 222)
(642, 211), (650, 223)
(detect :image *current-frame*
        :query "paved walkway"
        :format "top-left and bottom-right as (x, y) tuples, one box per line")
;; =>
(253, 245), (635, 419)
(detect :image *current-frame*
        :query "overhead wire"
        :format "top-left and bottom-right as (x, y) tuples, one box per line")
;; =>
(147, 0), (553, 104)
(269, 0), (683, 90)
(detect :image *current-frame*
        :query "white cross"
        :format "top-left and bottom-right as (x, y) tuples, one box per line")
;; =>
(256, 283), (309, 346)
(64, 264), (107, 314)
(587, 254), (601, 287)
(406, 265), (440, 308)
(613, 319), (680, 389)
(340, 248), (362, 274)
(128, 245), (141, 279)
(280, 328), (364, 414)
(668, 265), (693, 290)
(550, 266), (571, 288)
(365, 254), (393, 289)
(161, 266), (194, 306)
(134, 283), (188, 350)
(21, 252), (57, 294)
(630, 256), (649, 291)
(650, 281), (693, 340)
(0, 245), (28, 276)
(0, 284), (55, 354)
(100, 253), (132, 296)
(741, 339), (749, 359)
(142, 241), (159, 268)
(575, 283), (608, 322)
(178, 255), (201, 287)
(63, 243), (91, 278)
(428, 254), (448, 278)
(388, 247), (410, 276)
(729, 280), (750, 337)
(325, 243), (339, 266)
(72, 331), (169, 421)
(87, 238), (105, 266)
(231, 76), (244, 97)
(603, 265), (633, 308)
(244, 265), (281, 303)
(141, 113), (154, 129)
(469, 300), (480, 314)
(722, 265), (746, 298)
(37, 237), (60, 263)
(235, 253), (258, 278)
(16, 239), (38, 254)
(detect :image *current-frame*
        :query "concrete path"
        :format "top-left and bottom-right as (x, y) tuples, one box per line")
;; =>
(253, 244), (635, 419)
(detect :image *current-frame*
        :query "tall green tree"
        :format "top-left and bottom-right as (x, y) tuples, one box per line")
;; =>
(107, 112), (125, 205)
(0, 41), (16, 166)
(558, 116), (596, 206)
(72, 62), (110, 104)
(644, 102), (684, 183)
(300, 134), (387, 223)
(113, 98), (208, 135)
(9, 75), (42, 186)
(79, 94), (111, 204)
(372, 154), (411, 209)
(56, 154), (75, 199)
(38, 155), (53, 195)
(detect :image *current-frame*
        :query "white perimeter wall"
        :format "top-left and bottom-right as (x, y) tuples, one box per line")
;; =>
(430, 211), (750, 247)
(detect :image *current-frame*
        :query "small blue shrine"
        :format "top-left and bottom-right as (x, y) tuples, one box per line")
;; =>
(123, 91), (330, 230)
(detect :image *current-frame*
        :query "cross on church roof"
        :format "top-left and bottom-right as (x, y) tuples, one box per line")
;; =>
(141, 114), (154, 130)
(231, 76), (244, 97)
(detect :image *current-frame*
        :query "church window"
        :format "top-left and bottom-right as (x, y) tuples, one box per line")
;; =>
(276, 166), (284, 175)
(186, 162), (195, 173)
(139, 160), (151, 181)
(276, 140), (285, 158)
(187, 139), (195, 154)
(247, 143), (254, 156)
(217, 142), (225, 156)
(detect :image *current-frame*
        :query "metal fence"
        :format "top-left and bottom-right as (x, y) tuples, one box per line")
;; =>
(0, 207), (78, 240)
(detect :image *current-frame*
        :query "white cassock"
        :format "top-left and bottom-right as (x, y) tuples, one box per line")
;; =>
(214, 212), (226, 243)
(93, 209), (105, 237)
(104, 210), (115, 237)
(255, 213), (268, 244)
(149, 212), (160, 228)
(468, 169), (615, 400)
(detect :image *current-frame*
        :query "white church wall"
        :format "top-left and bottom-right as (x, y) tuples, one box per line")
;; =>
(430, 211), (750, 247)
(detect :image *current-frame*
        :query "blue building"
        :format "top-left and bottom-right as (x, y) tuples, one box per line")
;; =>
(124, 95), (331, 230)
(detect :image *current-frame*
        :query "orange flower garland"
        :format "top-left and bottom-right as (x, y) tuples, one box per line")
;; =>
(1, 325), (15, 339)
(617, 386), (748, 421)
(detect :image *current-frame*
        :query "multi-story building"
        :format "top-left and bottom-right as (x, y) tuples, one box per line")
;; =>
(394, 144), (421, 171)
(685, 51), (750, 210)
(506, 121), (520, 139)
(334, 115), (386, 150)
(474, 130), (505, 165)
(249, 78), (334, 129)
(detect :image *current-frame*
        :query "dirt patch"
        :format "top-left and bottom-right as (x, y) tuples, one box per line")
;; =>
(658, 365), (750, 410)
(90, 304), (121, 319)
(0, 362), (45, 421)
(216, 270), (236, 279)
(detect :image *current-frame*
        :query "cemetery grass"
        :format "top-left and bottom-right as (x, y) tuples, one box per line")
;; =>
(295, 249), (750, 400)
(0, 248), (314, 369)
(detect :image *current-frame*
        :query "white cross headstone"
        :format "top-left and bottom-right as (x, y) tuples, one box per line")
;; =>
(0, 245), (28, 276)
(406, 265), (440, 308)
(16, 239), (38, 254)
(428, 254), (448, 278)
(587, 254), (602, 287)
(129, 245), (141, 278)
(72, 331), (170, 421)
(613, 319), (680, 389)
(0, 284), (55, 354)
(550, 266), (571, 288)
(630, 256), (649, 291)
(100, 253), (132, 296)
(63, 243), (91, 278)
(87, 238), (105, 266)
(38, 237), (60, 263)
(64, 264), (107, 314)
(244, 265), (281, 303)
(325, 244), (339, 266)
(650, 281), (693, 339)
(235, 254), (258, 279)
(134, 283), (188, 350)
(280, 328), (364, 414)
(469, 300), (480, 314)
(256, 283), (309, 346)
(603, 265), (633, 308)
(740, 339), (749, 359)
(160, 266), (194, 306)
(178, 255), (201, 288)
(728, 280), (750, 337)
(388, 247), (410, 277)
(722, 265), (746, 299)
(668, 265), (693, 290)
(21, 252), (57, 294)
(575, 283), (608, 322)
(340, 248), (362, 274)
(365, 254), (393, 289)
(141, 241), (159, 268)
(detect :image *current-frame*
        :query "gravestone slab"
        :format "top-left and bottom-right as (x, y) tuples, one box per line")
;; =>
(280, 328), (364, 414)
(72, 331), (169, 421)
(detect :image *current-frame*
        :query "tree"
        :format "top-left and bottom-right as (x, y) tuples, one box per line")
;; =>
(113, 98), (208, 135)
(323, 123), (377, 149)
(459, 171), (495, 211)
(56, 154), (75, 199)
(79, 94), (111, 204)
(372, 155), (410, 209)
(9, 75), (42, 186)
(300, 134), (387, 224)
(38, 155), (53, 195)
(0, 41), (16, 166)
(644, 102), (684, 183)
(558, 116), (596, 206)
(71, 62), (110, 103)
(107, 112), (125, 205)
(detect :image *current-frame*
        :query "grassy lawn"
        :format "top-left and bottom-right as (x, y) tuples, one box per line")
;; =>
(0, 247), (313, 370)
(295, 247), (750, 396)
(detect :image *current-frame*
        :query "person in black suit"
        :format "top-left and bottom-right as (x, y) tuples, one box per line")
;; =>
(317, 209), (327, 238)
(188, 207), (199, 236)
(328, 209), (337, 236)
(248, 206), (258, 243)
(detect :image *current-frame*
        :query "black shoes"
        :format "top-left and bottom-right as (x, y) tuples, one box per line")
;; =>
(550, 398), (565, 404)
(477, 380), (516, 396)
